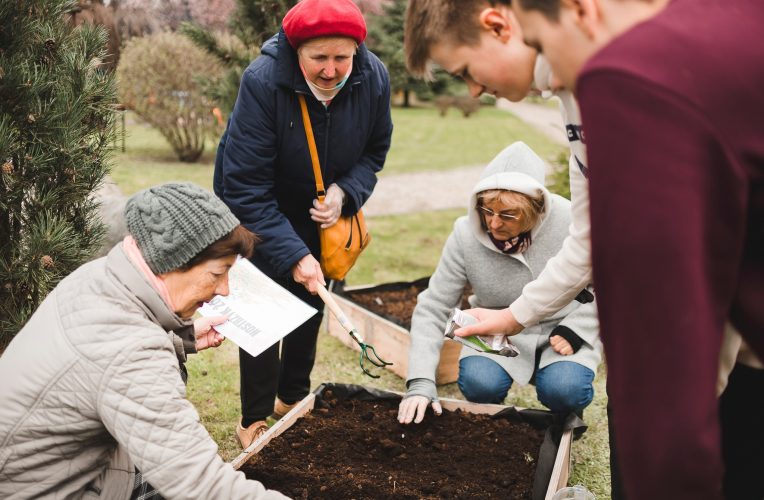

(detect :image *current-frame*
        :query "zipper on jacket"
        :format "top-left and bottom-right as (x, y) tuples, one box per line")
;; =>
(323, 109), (331, 180)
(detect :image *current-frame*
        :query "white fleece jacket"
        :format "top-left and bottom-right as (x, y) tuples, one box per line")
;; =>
(509, 56), (593, 327)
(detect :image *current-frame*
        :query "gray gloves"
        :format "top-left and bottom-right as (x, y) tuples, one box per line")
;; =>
(398, 378), (442, 424)
(406, 378), (438, 401)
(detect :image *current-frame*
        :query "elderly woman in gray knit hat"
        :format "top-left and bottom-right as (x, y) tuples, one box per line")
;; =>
(0, 183), (286, 499)
(398, 143), (603, 425)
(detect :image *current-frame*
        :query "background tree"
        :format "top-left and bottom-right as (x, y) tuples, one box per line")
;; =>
(0, 0), (117, 346)
(354, 0), (387, 15)
(117, 0), (191, 31)
(181, 0), (297, 115)
(117, 32), (224, 162)
(229, 0), (297, 47)
(67, 0), (121, 70)
(112, 3), (161, 45)
(188, 0), (236, 31)
(366, 0), (455, 107)
(65, 0), (231, 72)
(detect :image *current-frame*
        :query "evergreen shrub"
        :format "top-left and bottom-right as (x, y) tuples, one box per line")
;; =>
(0, 0), (117, 345)
(180, 0), (296, 116)
(117, 31), (222, 162)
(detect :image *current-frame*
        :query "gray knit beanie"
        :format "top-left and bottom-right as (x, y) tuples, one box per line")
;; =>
(124, 182), (240, 274)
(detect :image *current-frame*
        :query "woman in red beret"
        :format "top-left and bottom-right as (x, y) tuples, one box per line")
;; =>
(214, 0), (393, 449)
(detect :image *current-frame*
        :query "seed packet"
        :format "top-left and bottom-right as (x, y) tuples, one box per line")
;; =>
(444, 308), (519, 357)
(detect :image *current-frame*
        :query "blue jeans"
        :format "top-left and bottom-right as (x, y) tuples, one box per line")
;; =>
(457, 356), (595, 413)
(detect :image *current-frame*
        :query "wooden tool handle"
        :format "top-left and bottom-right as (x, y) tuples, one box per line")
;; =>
(316, 284), (355, 332)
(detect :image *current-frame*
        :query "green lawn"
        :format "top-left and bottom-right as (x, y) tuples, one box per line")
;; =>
(383, 106), (565, 175)
(111, 106), (566, 195)
(110, 115), (217, 195)
(346, 208), (464, 286)
(113, 105), (609, 498)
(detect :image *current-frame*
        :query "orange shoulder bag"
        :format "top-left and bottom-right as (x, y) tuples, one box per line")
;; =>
(298, 94), (370, 280)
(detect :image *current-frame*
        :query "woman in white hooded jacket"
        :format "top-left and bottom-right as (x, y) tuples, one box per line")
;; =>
(398, 142), (602, 424)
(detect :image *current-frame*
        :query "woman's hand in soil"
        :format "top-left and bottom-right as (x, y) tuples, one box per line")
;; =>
(454, 308), (524, 337)
(292, 254), (326, 294)
(194, 315), (227, 351)
(310, 183), (345, 229)
(550, 335), (574, 356)
(398, 395), (442, 424)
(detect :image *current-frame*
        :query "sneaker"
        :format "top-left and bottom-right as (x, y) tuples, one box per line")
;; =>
(270, 397), (299, 421)
(236, 418), (269, 449)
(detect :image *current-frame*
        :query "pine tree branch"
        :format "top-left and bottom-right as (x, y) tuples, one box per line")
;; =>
(180, 22), (250, 68)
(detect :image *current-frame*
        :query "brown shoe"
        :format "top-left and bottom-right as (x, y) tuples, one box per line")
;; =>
(272, 397), (299, 420)
(236, 419), (268, 449)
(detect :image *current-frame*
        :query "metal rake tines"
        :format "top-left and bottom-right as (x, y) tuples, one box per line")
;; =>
(317, 284), (393, 378)
(351, 337), (392, 378)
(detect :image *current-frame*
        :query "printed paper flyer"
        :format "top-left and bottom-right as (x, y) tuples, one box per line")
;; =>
(199, 258), (317, 357)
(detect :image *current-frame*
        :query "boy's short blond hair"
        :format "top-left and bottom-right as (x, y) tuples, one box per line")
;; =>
(405, 0), (511, 79)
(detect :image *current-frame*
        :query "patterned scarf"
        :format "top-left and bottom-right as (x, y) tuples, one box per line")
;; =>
(488, 231), (531, 254)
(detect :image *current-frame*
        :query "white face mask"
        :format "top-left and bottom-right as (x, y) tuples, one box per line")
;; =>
(301, 60), (353, 105)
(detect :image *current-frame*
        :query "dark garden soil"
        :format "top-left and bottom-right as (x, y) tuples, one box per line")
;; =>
(241, 389), (545, 499)
(343, 280), (472, 330)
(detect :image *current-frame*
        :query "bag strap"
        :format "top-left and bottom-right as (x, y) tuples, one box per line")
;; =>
(297, 94), (326, 202)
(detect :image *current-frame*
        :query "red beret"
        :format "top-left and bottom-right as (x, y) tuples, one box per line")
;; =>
(283, 0), (367, 49)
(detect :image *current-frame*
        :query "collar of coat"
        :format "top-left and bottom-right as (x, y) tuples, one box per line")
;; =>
(269, 30), (369, 94)
(106, 244), (195, 359)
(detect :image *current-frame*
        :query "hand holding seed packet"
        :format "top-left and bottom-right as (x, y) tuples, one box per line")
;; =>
(444, 308), (519, 357)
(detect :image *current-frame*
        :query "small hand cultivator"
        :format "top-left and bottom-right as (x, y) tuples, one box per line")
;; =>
(317, 284), (392, 378)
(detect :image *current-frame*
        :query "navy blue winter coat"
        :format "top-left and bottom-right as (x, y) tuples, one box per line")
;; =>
(214, 31), (393, 279)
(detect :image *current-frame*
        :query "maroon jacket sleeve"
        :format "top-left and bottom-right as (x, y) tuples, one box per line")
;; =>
(578, 71), (748, 500)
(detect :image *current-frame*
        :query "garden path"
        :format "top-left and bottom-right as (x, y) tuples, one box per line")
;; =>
(96, 100), (566, 232)
(364, 99), (567, 217)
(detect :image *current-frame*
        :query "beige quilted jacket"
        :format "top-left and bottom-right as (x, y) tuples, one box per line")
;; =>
(0, 245), (287, 499)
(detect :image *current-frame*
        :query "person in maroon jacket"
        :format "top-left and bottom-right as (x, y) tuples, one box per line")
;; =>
(509, 0), (764, 499)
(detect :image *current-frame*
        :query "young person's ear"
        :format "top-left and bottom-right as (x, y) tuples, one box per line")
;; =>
(562, 0), (602, 40)
(478, 7), (513, 42)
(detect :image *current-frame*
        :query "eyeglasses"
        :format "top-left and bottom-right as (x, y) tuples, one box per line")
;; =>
(478, 205), (520, 221)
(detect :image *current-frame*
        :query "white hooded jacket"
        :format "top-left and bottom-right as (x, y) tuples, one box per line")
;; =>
(508, 56), (593, 327)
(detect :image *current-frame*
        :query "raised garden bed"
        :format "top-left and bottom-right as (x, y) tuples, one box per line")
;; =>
(326, 277), (470, 384)
(233, 383), (583, 500)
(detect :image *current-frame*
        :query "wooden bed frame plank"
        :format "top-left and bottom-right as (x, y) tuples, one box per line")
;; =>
(326, 292), (461, 384)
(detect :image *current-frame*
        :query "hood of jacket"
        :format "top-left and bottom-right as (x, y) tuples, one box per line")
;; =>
(468, 141), (551, 253)
(110, 244), (197, 363)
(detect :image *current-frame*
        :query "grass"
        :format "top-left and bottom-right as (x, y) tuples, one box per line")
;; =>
(345, 208), (465, 286)
(114, 106), (609, 498)
(383, 106), (565, 175)
(111, 106), (566, 195)
(110, 115), (217, 195)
